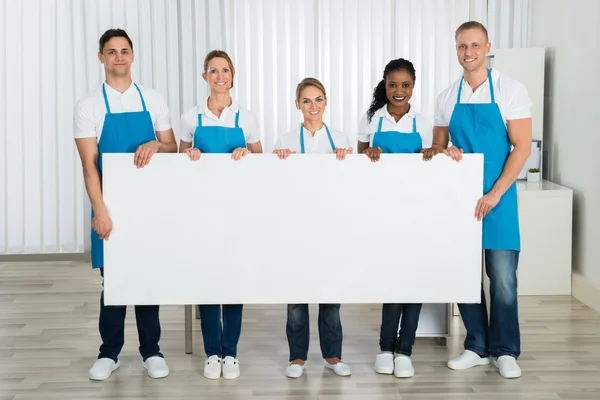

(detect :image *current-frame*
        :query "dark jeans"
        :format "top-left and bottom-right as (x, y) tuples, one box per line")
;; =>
(379, 303), (422, 356)
(199, 304), (243, 358)
(458, 249), (520, 358)
(286, 304), (343, 362)
(98, 269), (163, 362)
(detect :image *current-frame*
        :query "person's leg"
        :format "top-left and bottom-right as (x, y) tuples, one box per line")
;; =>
(319, 304), (351, 377)
(395, 303), (423, 357)
(134, 305), (162, 361)
(286, 304), (310, 363)
(221, 304), (244, 358)
(379, 303), (403, 353)
(457, 284), (490, 357)
(199, 305), (223, 357)
(486, 249), (520, 358)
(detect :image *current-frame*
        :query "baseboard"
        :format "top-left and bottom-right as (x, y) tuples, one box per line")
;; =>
(0, 252), (90, 263)
(572, 272), (600, 313)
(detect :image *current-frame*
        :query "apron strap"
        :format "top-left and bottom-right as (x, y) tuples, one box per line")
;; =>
(324, 123), (336, 151)
(456, 78), (464, 104)
(133, 83), (147, 112)
(235, 110), (240, 128)
(300, 123), (305, 154)
(412, 115), (417, 133)
(376, 116), (383, 133)
(102, 84), (112, 114)
(197, 113), (203, 127)
(487, 69), (496, 104)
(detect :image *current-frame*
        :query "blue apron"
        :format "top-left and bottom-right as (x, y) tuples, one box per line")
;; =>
(372, 114), (422, 153)
(299, 123), (336, 153)
(91, 83), (157, 268)
(193, 110), (246, 153)
(448, 69), (520, 251)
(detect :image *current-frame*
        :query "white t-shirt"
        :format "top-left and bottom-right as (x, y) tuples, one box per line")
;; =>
(73, 82), (171, 141)
(434, 69), (532, 128)
(180, 97), (260, 144)
(357, 105), (433, 148)
(274, 124), (350, 154)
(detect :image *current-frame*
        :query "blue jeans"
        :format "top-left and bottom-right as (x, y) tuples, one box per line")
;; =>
(286, 304), (343, 361)
(458, 249), (520, 358)
(379, 303), (422, 356)
(98, 269), (163, 362)
(199, 304), (243, 358)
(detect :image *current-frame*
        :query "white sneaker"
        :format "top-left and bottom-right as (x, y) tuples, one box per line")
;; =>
(204, 355), (222, 380)
(447, 350), (490, 370)
(493, 355), (522, 379)
(324, 360), (351, 377)
(374, 352), (394, 374)
(142, 356), (169, 379)
(222, 356), (240, 380)
(394, 355), (414, 378)
(285, 363), (305, 378)
(89, 358), (119, 380)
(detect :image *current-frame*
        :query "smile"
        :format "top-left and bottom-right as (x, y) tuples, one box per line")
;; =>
(393, 96), (406, 101)
(309, 111), (319, 115)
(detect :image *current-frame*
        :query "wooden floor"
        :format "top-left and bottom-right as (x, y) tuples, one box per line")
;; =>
(1, 262), (599, 400)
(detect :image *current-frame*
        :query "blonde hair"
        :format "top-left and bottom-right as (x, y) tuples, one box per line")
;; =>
(455, 21), (489, 42)
(295, 77), (327, 104)
(203, 50), (236, 88)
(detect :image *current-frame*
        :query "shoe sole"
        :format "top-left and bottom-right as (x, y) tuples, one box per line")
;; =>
(394, 370), (415, 378)
(374, 367), (394, 375)
(223, 372), (240, 380)
(325, 365), (351, 377)
(89, 362), (120, 381)
(204, 372), (221, 380)
(447, 357), (491, 370)
(492, 359), (521, 379)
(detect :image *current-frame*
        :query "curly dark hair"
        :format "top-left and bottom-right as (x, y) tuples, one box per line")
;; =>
(366, 58), (416, 123)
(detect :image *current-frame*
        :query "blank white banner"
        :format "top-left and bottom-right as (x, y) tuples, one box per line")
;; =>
(102, 154), (482, 306)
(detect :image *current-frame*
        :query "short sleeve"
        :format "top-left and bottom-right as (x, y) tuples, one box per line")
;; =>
(357, 113), (372, 143)
(73, 99), (97, 139)
(505, 81), (532, 120)
(179, 108), (196, 143)
(273, 134), (285, 150)
(154, 93), (172, 132)
(434, 92), (449, 127)
(242, 111), (261, 144)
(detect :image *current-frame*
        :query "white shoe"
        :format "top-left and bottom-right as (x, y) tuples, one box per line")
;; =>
(204, 355), (222, 380)
(285, 363), (305, 378)
(142, 356), (169, 379)
(394, 355), (414, 378)
(222, 356), (240, 380)
(89, 358), (119, 380)
(447, 350), (490, 370)
(493, 355), (521, 378)
(324, 360), (351, 377)
(374, 352), (394, 374)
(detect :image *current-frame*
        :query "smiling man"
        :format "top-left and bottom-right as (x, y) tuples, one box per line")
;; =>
(73, 28), (176, 381)
(422, 21), (532, 379)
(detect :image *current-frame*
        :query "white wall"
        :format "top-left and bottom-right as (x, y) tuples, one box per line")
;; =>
(529, 0), (600, 282)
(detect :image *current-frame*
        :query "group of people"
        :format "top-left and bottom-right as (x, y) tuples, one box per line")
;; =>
(74, 20), (532, 383)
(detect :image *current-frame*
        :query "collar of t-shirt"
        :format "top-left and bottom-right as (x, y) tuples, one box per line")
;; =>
(198, 96), (240, 121)
(378, 104), (416, 125)
(103, 81), (138, 98)
(301, 124), (330, 141)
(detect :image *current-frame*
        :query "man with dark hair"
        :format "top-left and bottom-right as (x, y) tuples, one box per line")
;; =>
(423, 21), (532, 379)
(74, 28), (176, 380)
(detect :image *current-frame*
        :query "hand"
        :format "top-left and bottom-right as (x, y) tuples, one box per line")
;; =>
(231, 147), (250, 161)
(134, 140), (161, 168)
(475, 192), (501, 221)
(363, 147), (382, 162)
(184, 147), (201, 161)
(443, 146), (464, 162)
(273, 149), (295, 160)
(334, 147), (352, 160)
(92, 210), (113, 240)
(421, 146), (445, 161)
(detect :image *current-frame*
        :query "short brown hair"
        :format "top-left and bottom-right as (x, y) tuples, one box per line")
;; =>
(99, 29), (133, 53)
(203, 50), (236, 88)
(455, 21), (489, 42)
(295, 78), (327, 104)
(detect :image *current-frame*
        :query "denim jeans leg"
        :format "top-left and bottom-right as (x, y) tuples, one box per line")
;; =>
(379, 303), (402, 353)
(98, 268), (125, 362)
(286, 304), (309, 362)
(199, 304), (223, 357)
(134, 304), (162, 361)
(396, 303), (423, 356)
(458, 284), (490, 357)
(486, 249), (520, 359)
(221, 304), (243, 358)
(317, 304), (342, 359)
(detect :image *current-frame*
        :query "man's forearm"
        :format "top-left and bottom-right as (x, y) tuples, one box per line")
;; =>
(157, 140), (177, 153)
(83, 165), (107, 215)
(489, 146), (530, 197)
